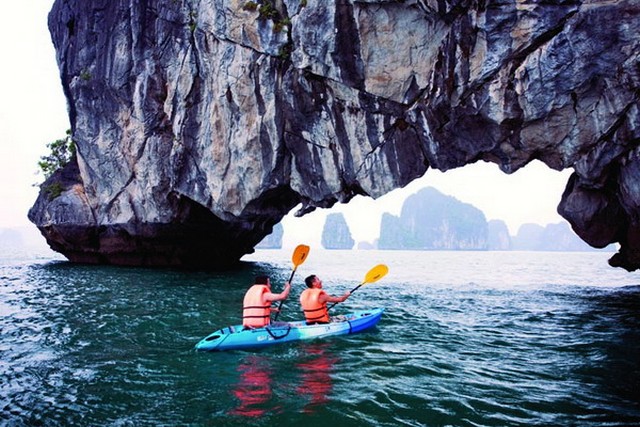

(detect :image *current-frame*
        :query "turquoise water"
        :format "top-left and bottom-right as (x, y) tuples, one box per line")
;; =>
(1, 248), (639, 426)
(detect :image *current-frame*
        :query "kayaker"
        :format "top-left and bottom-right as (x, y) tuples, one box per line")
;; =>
(242, 276), (291, 329)
(300, 275), (351, 324)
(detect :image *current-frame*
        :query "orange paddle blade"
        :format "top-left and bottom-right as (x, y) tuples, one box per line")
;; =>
(292, 244), (310, 268)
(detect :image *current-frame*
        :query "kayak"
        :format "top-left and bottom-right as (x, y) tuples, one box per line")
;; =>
(195, 308), (384, 351)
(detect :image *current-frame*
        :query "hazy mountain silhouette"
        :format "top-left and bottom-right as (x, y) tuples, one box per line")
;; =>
(378, 187), (488, 250)
(321, 213), (355, 249)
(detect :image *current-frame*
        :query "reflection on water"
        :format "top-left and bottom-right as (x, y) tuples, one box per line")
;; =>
(2, 250), (640, 425)
(296, 343), (339, 413)
(229, 342), (339, 417)
(229, 355), (280, 417)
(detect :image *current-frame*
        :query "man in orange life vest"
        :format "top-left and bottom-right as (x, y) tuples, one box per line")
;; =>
(300, 275), (351, 324)
(242, 276), (291, 329)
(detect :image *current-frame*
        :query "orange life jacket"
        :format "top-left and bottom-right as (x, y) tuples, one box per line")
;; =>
(300, 288), (329, 324)
(242, 284), (271, 327)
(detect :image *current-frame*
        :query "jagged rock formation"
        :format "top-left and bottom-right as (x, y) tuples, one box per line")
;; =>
(378, 213), (407, 250)
(30, 0), (640, 269)
(377, 190), (611, 251)
(512, 222), (614, 251)
(321, 213), (355, 249)
(378, 187), (488, 250)
(512, 223), (545, 251)
(488, 220), (511, 251)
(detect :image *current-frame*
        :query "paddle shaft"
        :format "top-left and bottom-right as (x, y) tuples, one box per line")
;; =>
(273, 269), (296, 321)
(272, 245), (309, 321)
(327, 282), (363, 310)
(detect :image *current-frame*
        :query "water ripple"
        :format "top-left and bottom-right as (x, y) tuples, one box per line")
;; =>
(1, 251), (640, 426)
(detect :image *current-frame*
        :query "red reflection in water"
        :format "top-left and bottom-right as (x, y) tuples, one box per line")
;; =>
(296, 343), (339, 413)
(228, 343), (339, 416)
(229, 355), (277, 417)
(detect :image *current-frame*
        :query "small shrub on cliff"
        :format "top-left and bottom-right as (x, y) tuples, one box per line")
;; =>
(259, 2), (278, 20)
(188, 10), (197, 32)
(44, 182), (64, 200)
(278, 44), (292, 60)
(274, 17), (290, 32)
(38, 129), (76, 181)
(243, 1), (258, 12)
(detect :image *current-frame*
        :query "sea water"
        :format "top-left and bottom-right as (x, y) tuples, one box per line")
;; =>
(1, 247), (639, 426)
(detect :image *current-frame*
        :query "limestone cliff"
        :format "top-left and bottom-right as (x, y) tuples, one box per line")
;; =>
(30, 0), (640, 269)
(322, 213), (355, 249)
(378, 187), (488, 250)
(488, 220), (511, 251)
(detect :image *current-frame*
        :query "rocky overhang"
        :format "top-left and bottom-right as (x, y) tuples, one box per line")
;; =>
(29, 0), (640, 270)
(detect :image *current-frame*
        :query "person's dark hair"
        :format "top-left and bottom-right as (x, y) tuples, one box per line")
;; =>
(255, 275), (269, 285)
(304, 275), (317, 288)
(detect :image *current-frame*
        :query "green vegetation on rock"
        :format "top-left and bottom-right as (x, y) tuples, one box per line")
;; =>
(37, 129), (76, 181)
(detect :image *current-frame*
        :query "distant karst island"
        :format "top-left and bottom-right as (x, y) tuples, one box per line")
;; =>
(257, 187), (615, 252)
(321, 213), (355, 250)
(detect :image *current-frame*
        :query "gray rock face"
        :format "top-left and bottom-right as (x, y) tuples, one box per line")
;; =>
(537, 222), (614, 252)
(488, 220), (511, 251)
(512, 222), (615, 251)
(378, 187), (488, 250)
(30, 0), (640, 269)
(512, 223), (546, 251)
(322, 213), (355, 249)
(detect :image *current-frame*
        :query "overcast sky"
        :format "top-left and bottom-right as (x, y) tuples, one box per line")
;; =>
(0, 1), (69, 229)
(281, 161), (572, 248)
(0, 1), (572, 246)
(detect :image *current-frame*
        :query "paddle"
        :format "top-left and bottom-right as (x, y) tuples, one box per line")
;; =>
(327, 264), (389, 310)
(273, 244), (310, 321)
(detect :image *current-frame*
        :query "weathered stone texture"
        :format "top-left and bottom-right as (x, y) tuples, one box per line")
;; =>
(30, 0), (640, 270)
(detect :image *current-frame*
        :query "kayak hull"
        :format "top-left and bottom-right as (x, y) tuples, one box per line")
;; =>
(195, 308), (384, 351)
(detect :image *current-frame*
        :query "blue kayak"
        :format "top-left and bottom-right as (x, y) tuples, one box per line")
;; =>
(195, 308), (384, 351)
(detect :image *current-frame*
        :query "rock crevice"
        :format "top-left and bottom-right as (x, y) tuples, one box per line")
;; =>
(30, 0), (640, 270)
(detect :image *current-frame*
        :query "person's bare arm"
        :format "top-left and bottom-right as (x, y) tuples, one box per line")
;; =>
(264, 282), (291, 302)
(319, 291), (351, 304)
